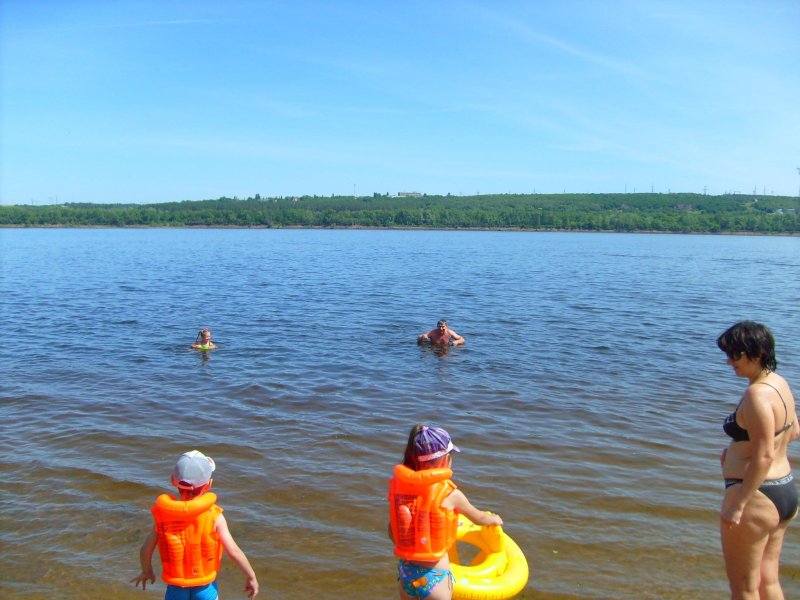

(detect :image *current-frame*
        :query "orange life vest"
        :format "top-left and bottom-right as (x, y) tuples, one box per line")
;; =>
(151, 492), (223, 587)
(388, 464), (458, 561)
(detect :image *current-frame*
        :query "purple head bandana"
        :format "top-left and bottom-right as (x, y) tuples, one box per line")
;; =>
(414, 426), (461, 461)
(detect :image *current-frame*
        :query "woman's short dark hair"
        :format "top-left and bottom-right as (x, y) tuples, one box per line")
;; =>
(717, 320), (777, 371)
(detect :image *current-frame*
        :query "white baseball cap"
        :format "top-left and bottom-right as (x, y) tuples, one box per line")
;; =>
(172, 450), (216, 489)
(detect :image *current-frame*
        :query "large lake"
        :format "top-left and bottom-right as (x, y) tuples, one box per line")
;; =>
(1, 228), (799, 599)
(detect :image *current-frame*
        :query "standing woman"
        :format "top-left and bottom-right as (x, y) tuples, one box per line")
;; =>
(718, 321), (799, 599)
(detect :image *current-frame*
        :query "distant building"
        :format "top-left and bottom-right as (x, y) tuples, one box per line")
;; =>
(398, 191), (422, 198)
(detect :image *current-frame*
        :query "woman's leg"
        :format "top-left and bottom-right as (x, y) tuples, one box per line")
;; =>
(759, 519), (791, 600)
(721, 486), (779, 599)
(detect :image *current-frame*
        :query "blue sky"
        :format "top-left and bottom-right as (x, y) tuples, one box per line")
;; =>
(2, 1), (799, 204)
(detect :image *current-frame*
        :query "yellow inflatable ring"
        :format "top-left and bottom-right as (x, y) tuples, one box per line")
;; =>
(449, 514), (529, 600)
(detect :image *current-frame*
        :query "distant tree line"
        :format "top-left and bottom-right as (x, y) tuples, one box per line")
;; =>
(1, 193), (798, 234)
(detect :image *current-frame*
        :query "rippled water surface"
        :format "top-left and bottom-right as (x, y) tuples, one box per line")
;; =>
(1, 228), (799, 599)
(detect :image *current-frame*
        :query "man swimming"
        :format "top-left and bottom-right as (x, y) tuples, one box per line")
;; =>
(417, 320), (465, 347)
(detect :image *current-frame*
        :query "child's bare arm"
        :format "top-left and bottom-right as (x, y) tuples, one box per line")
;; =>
(445, 489), (503, 526)
(130, 530), (157, 590)
(216, 514), (259, 598)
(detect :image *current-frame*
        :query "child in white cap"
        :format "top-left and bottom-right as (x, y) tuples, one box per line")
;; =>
(131, 450), (259, 599)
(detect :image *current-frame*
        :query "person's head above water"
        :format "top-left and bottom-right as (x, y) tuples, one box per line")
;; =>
(193, 328), (217, 349)
(402, 424), (460, 471)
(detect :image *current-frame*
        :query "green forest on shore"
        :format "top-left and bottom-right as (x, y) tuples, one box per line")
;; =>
(1, 192), (798, 234)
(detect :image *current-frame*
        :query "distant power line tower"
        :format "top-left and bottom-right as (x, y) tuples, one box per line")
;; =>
(797, 167), (800, 198)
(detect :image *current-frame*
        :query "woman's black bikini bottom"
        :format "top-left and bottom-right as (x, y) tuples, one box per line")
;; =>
(725, 473), (798, 522)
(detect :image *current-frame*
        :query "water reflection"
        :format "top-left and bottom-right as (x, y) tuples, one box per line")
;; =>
(419, 343), (455, 358)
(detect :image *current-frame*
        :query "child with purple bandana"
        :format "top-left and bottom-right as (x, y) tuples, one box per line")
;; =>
(388, 425), (503, 599)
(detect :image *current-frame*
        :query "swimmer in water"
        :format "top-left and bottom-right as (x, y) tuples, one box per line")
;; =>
(417, 320), (464, 347)
(192, 328), (218, 350)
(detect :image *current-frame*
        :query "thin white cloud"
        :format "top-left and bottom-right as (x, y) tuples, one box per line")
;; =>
(466, 5), (650, 79)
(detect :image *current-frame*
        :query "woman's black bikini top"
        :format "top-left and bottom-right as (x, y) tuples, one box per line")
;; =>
(723, 382), (793, 442)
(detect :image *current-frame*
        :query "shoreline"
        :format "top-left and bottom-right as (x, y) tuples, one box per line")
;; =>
(1, 224), (798, 236)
